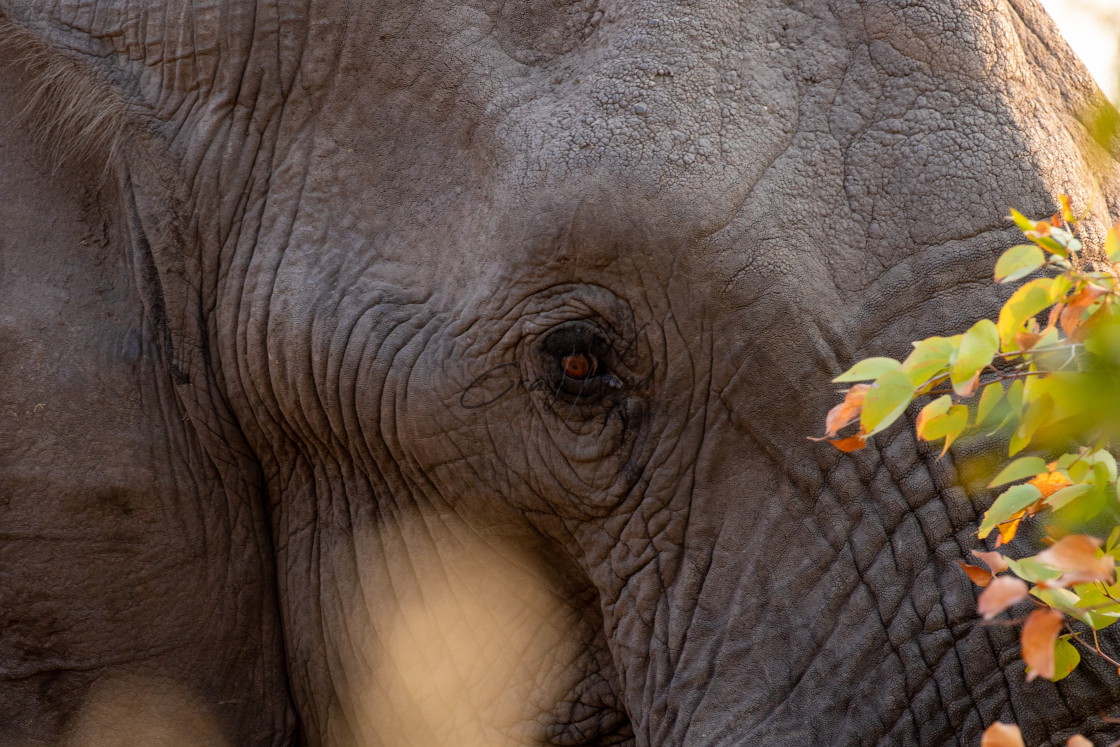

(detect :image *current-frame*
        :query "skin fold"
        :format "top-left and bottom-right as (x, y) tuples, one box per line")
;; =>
(0, 0), (1118, 744)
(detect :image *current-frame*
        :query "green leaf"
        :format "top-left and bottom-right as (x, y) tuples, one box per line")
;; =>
(1093, 460), (1113, 489)
(860, 370), (916, 436)
(975, 382), (1004, 426)
(1086, 450), (1118, 483)
(1107, 526), (1120, 554)
(988, 456), (1048, 488)
(900, 337), (956, 386)
(1046, 483), (1093, 511)
(994, 244), (1046, 283)
(1010, 392), (1053, 456)
(978, 484), (1043, 539)
(833, 357), (901, 383)
(951, 319), (1000, 395)
(997, 276), (1071, 349)
(1049, 637), (1081, 682)
(1006, 555), (1063, 583)
(1068, 459), (1091, 483)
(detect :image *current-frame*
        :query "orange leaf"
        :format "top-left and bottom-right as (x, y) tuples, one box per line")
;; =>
(828, 434), (867, 452)
(1036, 534), (1115, 585)
(1028, 471), (1072, 499)
(824, 384), (870, 437)
(1022, 608), (1064, 681)
(973, 549), (1010, 574)
(978, 575), (1028, 619)
(960, 561), (994, 587)
(981, 722), (1025, 747)
(1034, 220), (1052, 236)
(996, 510), (1029, 546)
(1067, 736), (1093, 747)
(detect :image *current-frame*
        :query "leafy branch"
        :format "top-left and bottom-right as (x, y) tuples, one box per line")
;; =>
(815, 196), (1120, 743)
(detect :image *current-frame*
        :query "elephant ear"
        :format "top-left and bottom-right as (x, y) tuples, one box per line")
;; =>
(0, 10), (294, 743)
(0, 6), (257, 475)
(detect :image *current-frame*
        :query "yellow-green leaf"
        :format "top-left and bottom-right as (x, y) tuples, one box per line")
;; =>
(978, 484), (1043, 539)
(997, 276), (1071, 349)
(994, 244), (1046, 283)
(1046, 483), (1093, 511)
(860, 370), (916, 436)
(900, 337), (956, 386)
(951, 319), (999, 395)
(1009, 208), (1037, 233)
(833, 357), (901, 383)
(989, 456), (1048, 488)
(1048, 637), (1081, 682)
(1106, 225), (1120, 262)
(917, 403), (967, 442)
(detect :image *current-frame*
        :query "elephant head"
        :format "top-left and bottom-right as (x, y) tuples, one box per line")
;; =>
(1, 0), (1119, 744)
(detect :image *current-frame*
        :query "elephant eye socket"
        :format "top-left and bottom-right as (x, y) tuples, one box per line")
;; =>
(561, 352), (598, 380)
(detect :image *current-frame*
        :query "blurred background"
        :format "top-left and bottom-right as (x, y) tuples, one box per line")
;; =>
(1039, 0), (1120, 105)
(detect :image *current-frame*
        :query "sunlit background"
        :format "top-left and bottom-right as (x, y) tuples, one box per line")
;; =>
(1039, 0), (1120, 105)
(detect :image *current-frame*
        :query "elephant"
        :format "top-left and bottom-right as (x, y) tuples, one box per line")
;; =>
(1, 0), (1119, 744)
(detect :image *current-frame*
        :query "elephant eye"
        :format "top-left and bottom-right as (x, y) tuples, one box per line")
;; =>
(537, 322), (622, 407)
(561, 352), (598, 380)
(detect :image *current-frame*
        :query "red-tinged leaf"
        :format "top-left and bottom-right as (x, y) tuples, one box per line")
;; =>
(915, 395), (951, 435)
(1034, 220), (1052, 236)
(1014, 329), (1043, 351)
(824, 384), (870, 437)
(1022, 608), (1064, 681)
(960, 561), (993, 587)
(981, 721), (1025, 747)
(1071, 301), (1113, 343)
(973, 549), (1010, 574)
(978, 575), (1028, 619)
(956, 372), (980, 398)
(1060, 284), (1108, 338)
(1067, 735), (1093, 747)
(828, 434), (867, 452)
(998, 276), (1071, 349)
(1036, 534), (1115, 585)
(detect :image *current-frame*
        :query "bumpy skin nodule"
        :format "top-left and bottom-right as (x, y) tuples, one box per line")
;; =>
(1, 0), (1119, 745)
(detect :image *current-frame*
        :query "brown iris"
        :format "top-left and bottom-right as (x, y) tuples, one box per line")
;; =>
(561, 352), (598, 380)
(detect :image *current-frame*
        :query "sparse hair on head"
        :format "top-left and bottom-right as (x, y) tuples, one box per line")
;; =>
(1, 15), (132, 179)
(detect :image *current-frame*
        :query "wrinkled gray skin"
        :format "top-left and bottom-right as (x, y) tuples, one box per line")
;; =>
(2, 0), (1120, 744)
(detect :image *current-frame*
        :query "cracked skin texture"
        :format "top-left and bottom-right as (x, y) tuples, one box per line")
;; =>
(0, 0), (1119, 744)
